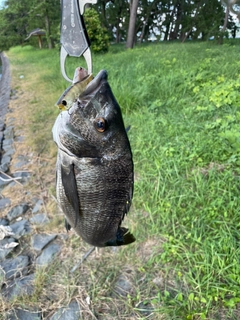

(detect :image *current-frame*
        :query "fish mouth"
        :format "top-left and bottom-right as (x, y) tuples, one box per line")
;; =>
(79, 69), (108, 99)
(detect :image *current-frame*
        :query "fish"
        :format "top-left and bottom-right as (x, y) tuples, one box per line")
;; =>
(52, 70), (135, 247)
(56, 67), (93, 111)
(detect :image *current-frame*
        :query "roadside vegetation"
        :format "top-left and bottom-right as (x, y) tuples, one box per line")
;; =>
(3, 40), (240, 319)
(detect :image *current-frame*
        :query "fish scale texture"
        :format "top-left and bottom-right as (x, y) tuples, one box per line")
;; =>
(57, 151), (133, 246)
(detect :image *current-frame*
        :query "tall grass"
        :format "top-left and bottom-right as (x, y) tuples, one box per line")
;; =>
(6, 41), (240, 319)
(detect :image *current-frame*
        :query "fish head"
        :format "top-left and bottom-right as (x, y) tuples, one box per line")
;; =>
(55, 70), (130, 159)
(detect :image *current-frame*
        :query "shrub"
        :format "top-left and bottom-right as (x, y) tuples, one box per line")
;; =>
(84, 8), (109, 53)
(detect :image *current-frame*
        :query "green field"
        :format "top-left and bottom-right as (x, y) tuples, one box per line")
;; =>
(5, 41), (240, 319)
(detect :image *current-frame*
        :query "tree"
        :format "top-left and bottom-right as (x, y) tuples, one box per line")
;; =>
(188, 0), (224, 41)
(94, 0), (129, 43)
(0, 0), (31, 50)
(224, 0), (240, 19)
(0, 0), (60, 50)
(1, 0), (238, 51)
(84, 8), (110, 53)
(126, 0), (139, 48)
(218, 0), (230, 44)
(138, 0), (160, 43)
(28, 0), (60, 49)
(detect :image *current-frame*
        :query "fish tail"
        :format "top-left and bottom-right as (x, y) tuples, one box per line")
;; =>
(105, 227), (135, 246)
(65, 218), (71, 232)
(121, 228), (136, 245)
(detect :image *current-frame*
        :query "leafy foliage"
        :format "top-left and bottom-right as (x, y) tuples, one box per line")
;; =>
(0, 0), (60, 50)
(0, 0), (239, 51)
(84, 8), (109, 53)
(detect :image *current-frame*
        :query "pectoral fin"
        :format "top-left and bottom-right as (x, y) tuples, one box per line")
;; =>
(61, 163), (80, 228)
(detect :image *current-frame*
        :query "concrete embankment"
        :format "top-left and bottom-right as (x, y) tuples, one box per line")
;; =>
(0, 52), (11, 158)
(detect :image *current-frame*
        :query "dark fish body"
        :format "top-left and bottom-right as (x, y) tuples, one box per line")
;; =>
(53, 70), (135, 247)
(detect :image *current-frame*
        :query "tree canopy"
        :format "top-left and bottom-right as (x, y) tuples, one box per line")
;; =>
(0, 0), (239, 51)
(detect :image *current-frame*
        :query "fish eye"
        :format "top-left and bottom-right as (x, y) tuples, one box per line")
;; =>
(62, 100), (67, 106)
(94, 117), (106, 132)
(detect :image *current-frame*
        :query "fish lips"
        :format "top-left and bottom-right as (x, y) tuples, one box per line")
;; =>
(80, 69), (108, 100)
(64, 69), (110, 138)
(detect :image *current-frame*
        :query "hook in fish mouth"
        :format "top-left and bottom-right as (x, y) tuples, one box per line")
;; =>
(75, 70), (108, 111)
(80, 69), (108, 98)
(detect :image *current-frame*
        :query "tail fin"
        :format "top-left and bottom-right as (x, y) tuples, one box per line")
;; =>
(65, 218), (71, 232)
(105, 227), (135, 246)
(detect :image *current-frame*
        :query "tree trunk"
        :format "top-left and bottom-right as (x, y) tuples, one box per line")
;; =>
(126, 0), (139, 49)
(168, 2), (177, 40)
(218, 5), (229, 44)
(181, 29), (191, 43)
(115, 20), (121, 43)
(139, 0), (157, 43)
(232, 25), (237, 38)
(164, 19), (170, 41)
(101, 1), (106, 21)
(163, 1), (171, 41)
(139, 21), (146, 43)
(115, 1), (125, 43)
(45, 14), (54, 49)
(171, 1), (182, 40)
(181, 1), (203, 43)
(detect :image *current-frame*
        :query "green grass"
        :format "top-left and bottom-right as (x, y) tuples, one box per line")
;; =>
(5, 41), (240, 319)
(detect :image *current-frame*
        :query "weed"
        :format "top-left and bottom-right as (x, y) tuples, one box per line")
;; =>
(4, 41), (240, 319)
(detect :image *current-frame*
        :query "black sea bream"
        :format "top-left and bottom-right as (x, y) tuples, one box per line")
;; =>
(52, 70), (135, 247)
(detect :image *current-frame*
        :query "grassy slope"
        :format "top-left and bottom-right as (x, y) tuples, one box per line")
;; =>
(3, 41), (240, 319)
